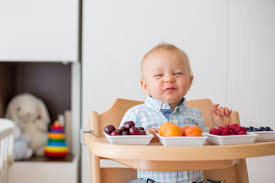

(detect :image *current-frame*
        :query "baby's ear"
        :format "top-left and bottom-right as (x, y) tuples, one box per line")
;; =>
(188, 76), (193, 89)
(140, 80), (150, 96)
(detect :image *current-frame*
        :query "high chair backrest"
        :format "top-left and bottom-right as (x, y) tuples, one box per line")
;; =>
(90, 98), (143, 137)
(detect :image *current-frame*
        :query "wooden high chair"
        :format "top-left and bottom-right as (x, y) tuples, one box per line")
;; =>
(84, 98), (275, 183)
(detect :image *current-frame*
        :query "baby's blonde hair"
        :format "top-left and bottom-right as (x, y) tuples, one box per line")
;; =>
(141, 43), (193, 78)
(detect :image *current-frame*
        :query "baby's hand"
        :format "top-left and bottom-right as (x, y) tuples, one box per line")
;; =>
(211, 104), (232, 127)
(146, 128), (159, 143)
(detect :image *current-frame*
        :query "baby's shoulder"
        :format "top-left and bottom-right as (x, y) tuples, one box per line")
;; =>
(126, 104), (147, 113)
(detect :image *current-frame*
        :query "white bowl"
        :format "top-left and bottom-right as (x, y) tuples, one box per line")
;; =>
(103, 132), (153, 145)
(204, 132), (257, 145)
(156, 133), (207, 146)
(247, 131), (275, 142)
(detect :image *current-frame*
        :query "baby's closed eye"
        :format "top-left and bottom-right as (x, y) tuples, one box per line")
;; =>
(153, 73), (163, 78)
(173, 71), (183, 76)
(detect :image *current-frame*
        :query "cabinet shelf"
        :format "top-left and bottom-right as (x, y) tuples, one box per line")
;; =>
(9, 155), (78, 183)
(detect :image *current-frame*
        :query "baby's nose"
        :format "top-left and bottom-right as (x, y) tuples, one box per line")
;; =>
(164, 74), (175, 82)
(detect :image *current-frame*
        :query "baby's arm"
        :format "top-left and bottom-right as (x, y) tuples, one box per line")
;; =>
(211, 104), (232, 127)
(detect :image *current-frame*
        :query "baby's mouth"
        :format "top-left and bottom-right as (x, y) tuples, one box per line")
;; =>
(164, 87), (176, 91)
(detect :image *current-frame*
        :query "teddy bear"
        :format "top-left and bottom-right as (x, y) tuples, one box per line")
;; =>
(5, 93), (50, 156)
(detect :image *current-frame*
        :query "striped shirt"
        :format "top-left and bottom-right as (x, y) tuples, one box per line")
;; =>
(120, 96), (208, 183)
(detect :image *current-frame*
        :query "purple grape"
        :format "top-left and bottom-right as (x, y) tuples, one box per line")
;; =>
(104, 125), (116, 134)
(129, 127), (139, 135)
(123, 121), (135, 130)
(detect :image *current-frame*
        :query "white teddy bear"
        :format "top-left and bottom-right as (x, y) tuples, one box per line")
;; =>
(5, 93), (50, 156)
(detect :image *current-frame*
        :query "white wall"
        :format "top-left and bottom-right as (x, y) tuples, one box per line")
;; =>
(228, 0), (275, 182)
(82, 0), (275, 183)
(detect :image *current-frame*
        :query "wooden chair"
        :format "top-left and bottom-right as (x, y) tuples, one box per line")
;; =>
(88, 98), (249, 183)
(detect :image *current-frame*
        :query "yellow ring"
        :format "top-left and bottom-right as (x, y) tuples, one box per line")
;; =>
(48, 133), (65, 139)
(45, 146), (68, 152)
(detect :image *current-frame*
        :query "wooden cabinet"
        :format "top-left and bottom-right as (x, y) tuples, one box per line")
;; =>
(0, 62), (80, 183)
(0, 1), (80, 182)
(0, 0), (78, 62)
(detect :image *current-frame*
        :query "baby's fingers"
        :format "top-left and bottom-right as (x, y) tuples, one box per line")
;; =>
(218, 107), (225, 115)
(146, 128), (160, 143)
(213, 104), (219, 110)
(146, 128), (157, 135)
(150, 137), (159, 143)
(224, 107), (231, 115)
(152, 128), (159, 134)
(220, 107), (232, 115)
(211, 104), (219, 115)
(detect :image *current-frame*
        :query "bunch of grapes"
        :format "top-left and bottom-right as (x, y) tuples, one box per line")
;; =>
(209, 124), (247, 136)
(104, 121), (146, 136)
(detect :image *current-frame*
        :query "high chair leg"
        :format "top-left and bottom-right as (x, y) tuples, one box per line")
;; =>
(90, 153), (100, 183)
(237, 159), (249, 183)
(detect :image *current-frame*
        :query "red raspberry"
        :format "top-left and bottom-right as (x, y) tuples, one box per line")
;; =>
(218, 126), (225, 130)
(235, 127), (242, 132)
(240, 127), (247, 133)
(217, 129), (223, 135)
(230, 124), (240, 129)
(225, 125), (230, 129)
(238, 131), (246, 135)
(209, 128), (219, 135)
(221, 128), (230, 135)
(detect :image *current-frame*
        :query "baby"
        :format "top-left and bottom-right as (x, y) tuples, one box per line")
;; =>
(120, 43), (232, 183)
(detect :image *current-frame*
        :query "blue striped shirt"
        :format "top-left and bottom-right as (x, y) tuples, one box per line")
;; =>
(120, 96), (208, 183)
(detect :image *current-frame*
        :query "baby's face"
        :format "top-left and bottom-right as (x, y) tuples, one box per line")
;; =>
(141, 50), (193, 108)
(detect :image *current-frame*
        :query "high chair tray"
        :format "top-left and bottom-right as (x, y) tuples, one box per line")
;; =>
(84, 132), (275, 171)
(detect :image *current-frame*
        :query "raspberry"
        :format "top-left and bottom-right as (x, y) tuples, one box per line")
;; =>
(238, 131), (246, 135)
(240, 127), (247, 133)
(217, 128), (223, 135)
(209, 128), (219, 135)
(230, 124), (240, 129)
(235, 127), (242, 132)
(218, 126), (225, 131)
(221, 128), (230, 135)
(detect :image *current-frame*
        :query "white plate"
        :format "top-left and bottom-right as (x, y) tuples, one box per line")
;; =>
(103, 132), (153, 145)
(156, 133), (207, 146)
(204, 132), (257, 145)
(247, 131), (275, 142)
